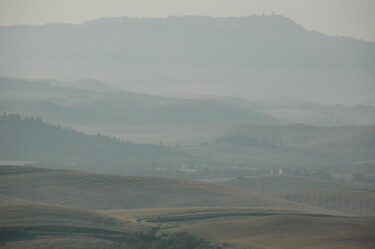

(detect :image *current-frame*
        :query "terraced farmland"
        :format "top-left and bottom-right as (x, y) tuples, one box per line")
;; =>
(271, 189), (375, 216)
(221, 174), (375, 190)
(102, 206), (344, 224)
(0, 203), (137, 249)
(0, 166), (324, 212)
(0, 203), (125, 230)
(1, 166), (375, 249)
(170, 215), (375, 249)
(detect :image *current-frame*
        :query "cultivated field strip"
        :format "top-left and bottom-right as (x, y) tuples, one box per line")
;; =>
(0, 193), (36, 205)
(271, 189), (375, 216)
(222, 174), (375, 191)
(0, 236), (123, 249)
(0, 203), (126, 232)
(170, 215), (375, 249)
(102, 206), (339, 225)
(0, 166), (328, 212)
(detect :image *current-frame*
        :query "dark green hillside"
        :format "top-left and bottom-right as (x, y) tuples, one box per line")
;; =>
(0, 114), (201, 167)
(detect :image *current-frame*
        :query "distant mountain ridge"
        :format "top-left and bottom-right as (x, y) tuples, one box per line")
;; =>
(0, 15), (374, 104)
(2, 15), (373, 69)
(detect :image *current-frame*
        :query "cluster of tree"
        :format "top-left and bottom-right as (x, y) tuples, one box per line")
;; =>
(117, 231), (223, 249)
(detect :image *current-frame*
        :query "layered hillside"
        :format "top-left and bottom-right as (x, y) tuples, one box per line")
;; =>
(0, 166), (326, 212)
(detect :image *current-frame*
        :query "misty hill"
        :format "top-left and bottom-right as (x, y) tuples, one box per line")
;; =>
(213, 95), (375, 126)
(223, 123), (375, 152)
(2, 75), (374, 129)
(0, 76), (279, 127)
(41, 78), (117, 92)
(2, 15), (373, 69)
(0, 16), (374, 103)
(187, 124), (375, 169)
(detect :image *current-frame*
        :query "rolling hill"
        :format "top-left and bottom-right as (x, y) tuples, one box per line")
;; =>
(182, 141), (334, 169)
(271, 189), (375, 216)
(0, 202), (130, 249)
(0, 203), (224, 249)
(0, 203), (125, 232)
(1, 112), (374, 179)
(213, 95), (375, 126)
(223, 123), (375, 150)
(0, 166), (332, 213)
(102, 207), (375, 249)
(1, 166), (374, 248)
(0, 75), (280, 127)
(170, 215), (375, 249)
(217, 175), (375, 191)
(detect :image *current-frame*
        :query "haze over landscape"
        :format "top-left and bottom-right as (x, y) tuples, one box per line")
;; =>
(0, 1), (374, 248)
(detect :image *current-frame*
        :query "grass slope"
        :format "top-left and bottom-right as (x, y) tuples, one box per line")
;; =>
(0, 203), (126, 232)
(0, 194), (36, 205)
(102, 206), (343, 224)
(0, 203), (130, 248)
(0, 166), (327, 212)
(171, 215), (375, 249)
(0, 203), (224, 249)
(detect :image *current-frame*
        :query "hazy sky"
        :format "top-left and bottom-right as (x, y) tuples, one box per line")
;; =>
(0, 0), (374, 41)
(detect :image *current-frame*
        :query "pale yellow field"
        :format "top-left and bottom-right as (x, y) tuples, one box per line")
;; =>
(169, 215), (375, 249)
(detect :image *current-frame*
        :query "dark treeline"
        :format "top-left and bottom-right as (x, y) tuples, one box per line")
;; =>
(117, 231), (223, 249)
(0, 114), (202, 166)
